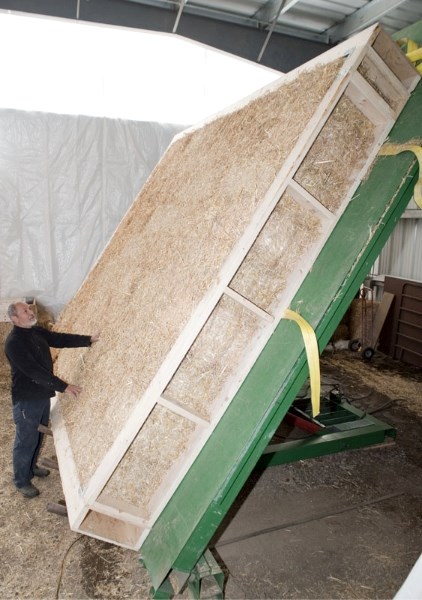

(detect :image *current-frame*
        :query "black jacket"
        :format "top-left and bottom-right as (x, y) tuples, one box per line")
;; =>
(5, 326), (91, 403)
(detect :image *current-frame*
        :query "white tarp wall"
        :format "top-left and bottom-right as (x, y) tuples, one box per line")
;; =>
(0, 13), (281, 318)
(0, 109), (183, 316)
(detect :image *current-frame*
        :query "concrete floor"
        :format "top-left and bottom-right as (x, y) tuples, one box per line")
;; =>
(1, 347), (421, 599)
(207, 351), (422, 600)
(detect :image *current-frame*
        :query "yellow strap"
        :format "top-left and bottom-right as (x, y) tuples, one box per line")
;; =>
(378, 144), (422, 208)
(406, 39), (419, 54)
(283, 309), (320, 417)
(406, 47), (422, 63)
(402, 39), (422, 72)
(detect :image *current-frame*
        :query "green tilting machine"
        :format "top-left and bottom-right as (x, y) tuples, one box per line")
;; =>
(140, 36), (422, 600)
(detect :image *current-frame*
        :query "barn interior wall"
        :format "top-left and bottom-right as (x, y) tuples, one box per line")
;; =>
(0, 0), (331, 72)
(0, 109), (183, 316)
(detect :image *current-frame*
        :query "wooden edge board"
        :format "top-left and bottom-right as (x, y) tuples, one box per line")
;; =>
(158, 395), (210, 426)
(96, 492), (149, 520)
(347, 71), (397, 125)
(287, 179), (337, 221)
(91, 500), (149, 527)
(372, 28), (420, 91)
(50, 396), (89, 529)
(223, 287), (275, 322)
(76, 516), (146, 551)
(371, 291), (395, 345)
(364, 45), (411, 112)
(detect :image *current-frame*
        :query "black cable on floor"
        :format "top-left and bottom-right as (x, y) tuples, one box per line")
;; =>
(213, 491), (405, 548)
(368, 397), (404, 414)
(55, 535), (84, 599)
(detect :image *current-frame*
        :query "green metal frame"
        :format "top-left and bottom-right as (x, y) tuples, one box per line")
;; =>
(140, 81), (422, 599)
(393, 19), (422, 45)
(186, 550), (225, 600)
(258, 397), (396, 468)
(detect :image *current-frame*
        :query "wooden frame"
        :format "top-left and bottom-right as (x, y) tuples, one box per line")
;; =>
(50, 24), (419, 550)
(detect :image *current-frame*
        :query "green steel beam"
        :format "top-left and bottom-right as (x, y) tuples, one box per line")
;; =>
(258, 404), (396, 468)
(392, 19), (422, 44)
(259, 426), (395, 467)
(141, 82), (422, 594)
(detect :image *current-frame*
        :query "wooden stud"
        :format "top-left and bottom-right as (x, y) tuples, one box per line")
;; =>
(372, 28), (420, 91)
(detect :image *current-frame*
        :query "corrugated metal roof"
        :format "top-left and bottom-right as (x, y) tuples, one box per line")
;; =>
(133, 0), (422, 44)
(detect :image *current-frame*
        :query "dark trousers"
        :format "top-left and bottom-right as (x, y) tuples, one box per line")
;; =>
(12, 398), (50, 488)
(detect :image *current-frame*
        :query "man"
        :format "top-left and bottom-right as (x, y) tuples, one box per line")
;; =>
(5, 301), (99, 498)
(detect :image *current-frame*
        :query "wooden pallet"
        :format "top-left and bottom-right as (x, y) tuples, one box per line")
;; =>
(50, 24), (419, 550)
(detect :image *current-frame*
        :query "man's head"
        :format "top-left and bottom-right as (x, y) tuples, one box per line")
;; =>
(8, 302), (37, 328)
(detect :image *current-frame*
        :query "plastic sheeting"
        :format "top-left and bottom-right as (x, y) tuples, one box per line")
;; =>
(0, 109), (184, 316)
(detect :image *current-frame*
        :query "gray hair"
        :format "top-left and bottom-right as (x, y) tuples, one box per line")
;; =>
(7, 303), (18, 320)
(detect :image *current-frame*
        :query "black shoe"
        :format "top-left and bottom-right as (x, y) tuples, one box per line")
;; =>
(33, 466), (50, 478)
(17, 484), (40, 498)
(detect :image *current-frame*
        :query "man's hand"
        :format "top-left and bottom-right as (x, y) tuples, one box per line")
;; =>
(90, 332), (100, 344)
(65, 384), (83, 398)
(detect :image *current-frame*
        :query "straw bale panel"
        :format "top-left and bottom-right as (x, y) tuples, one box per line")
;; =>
(104, 405), (196, 510)
(47, 24), (419, 551)
(54, 59), (343, 488)
(294, 95), (376, 212)
(163, 191), (323, 419)
(164, 294), (262, 420)
(229, 191), (322, 312)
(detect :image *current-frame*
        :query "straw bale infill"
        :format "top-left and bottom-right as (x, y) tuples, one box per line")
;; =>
(230, 191), (322, 312)
(294, 95), (376, 212)
(104, 404), (195, 510)
(164, 191), (322, 419)
(164, 294), (262, 419)
(54, 58), (344, 489)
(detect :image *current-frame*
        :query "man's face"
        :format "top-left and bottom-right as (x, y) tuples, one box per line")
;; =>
(11, 302), (37, 328)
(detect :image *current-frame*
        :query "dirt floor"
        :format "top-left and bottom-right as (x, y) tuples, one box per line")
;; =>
(1, 344), (421, 599)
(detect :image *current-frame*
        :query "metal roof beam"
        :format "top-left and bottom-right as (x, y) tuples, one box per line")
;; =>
(254, 0), (284, 24)
(257, 1), (286, 62)
(124, 0), (330, 44)
(279, 0), (302, 16)
(254, 0), (302, 26)
(255, 1), (312, 61)
(327, 0), (409, 43)
(172, 0), (187, 33)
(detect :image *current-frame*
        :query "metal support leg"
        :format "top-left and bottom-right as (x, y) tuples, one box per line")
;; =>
(150, 578), (174, 600)
(187, 550), (225, 600)
(145, 549), (225, 599)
